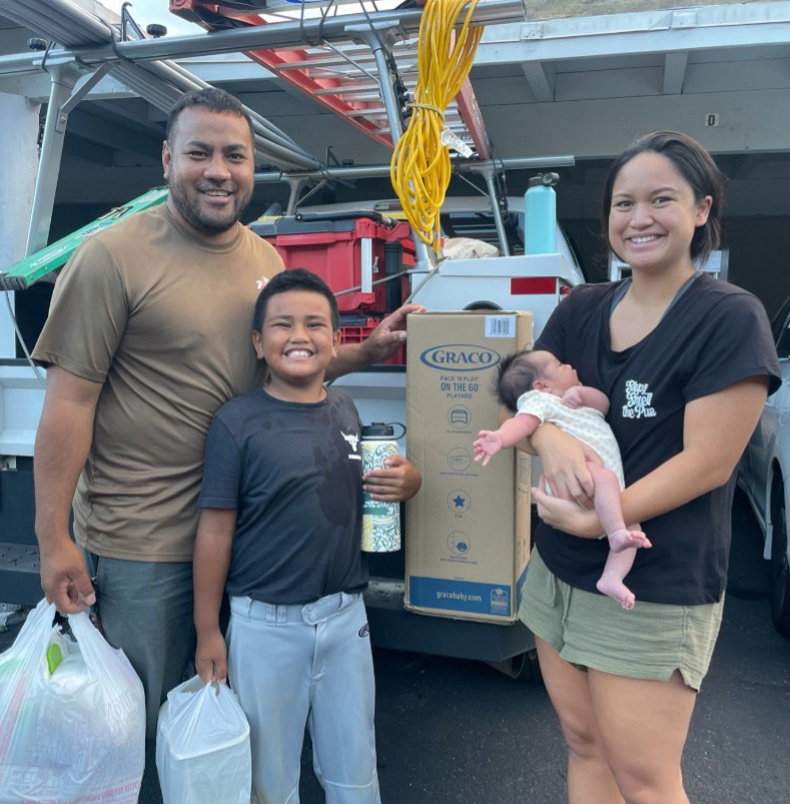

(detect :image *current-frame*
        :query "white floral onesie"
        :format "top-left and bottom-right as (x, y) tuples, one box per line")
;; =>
(516, 389), (625, 489)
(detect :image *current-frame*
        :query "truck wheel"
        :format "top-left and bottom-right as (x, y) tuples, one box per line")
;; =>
(516, 648), (543, 683)
(770, 486), (790, 639)
(488, 649), (543, 683)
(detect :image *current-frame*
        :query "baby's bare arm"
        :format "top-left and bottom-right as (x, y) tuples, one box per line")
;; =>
(474, 413), (540, 467)
(562, 385), (610, 415)
(493, 413), (540, 448)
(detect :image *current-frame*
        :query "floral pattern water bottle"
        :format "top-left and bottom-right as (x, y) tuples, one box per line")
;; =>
(361, 423), (402, 552)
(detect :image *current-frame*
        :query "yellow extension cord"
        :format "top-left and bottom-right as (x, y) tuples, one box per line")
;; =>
(390, 0), (483, 250)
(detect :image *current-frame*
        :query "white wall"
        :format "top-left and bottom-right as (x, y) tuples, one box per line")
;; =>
(0, 92), (40, 358)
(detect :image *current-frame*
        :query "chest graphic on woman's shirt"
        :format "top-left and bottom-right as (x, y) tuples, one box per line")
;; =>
(621, 379), (657, 419)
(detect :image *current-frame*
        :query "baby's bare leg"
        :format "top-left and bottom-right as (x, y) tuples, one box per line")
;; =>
(587, 462), (651, 552)
(596, 548), (638, 610)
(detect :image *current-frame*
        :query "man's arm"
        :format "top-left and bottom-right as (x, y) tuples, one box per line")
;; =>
(326, 303), (425, 380)
(194, 507), (237, 683)
(34, 366), (103, 613)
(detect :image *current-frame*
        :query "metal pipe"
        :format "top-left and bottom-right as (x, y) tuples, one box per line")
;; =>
(354, 27), (403, 142)
(25, 61), (90, 255)
(157, 61), (316, 160)
(9, 1), (526, 66)
(254, 155), (575, 183)
(483, 169), (510, 256)
(59, 62), (111, 115)
(0, 0), (321, 170)
(114, 62), (316, 168)
(111, 61), (317, 170)
(3, 0), (110, 47)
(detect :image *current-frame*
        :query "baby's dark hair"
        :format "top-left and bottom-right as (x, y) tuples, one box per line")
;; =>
(495, 350), (544, 412)
(253, 268), (340, 332)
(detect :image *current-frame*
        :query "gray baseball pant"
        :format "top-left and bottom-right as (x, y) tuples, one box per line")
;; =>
(228, 591), (380, 804)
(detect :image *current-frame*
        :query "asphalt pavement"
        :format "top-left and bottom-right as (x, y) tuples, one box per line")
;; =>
(303, 489), (790, 804)
(2, 490), (788, 804)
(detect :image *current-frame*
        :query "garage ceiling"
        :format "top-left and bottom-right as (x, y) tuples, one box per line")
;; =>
(0, 1), (787, 218)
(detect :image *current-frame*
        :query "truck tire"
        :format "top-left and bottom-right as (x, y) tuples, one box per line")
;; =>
(516, 648), (543, 683)
(770, 484), (790, 639)
(488, 649), (543, 683)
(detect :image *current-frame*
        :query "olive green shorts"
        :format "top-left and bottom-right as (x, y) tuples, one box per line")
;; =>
(519, 547), (724, 691)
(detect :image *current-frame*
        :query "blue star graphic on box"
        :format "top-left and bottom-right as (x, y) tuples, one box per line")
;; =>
(447, 490), (470, 513)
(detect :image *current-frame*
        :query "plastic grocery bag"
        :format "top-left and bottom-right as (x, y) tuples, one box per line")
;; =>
(156, 675), (251, 804)
(0, 598), (145, 804)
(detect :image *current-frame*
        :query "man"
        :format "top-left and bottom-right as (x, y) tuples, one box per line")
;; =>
(32, 87), (421, 738)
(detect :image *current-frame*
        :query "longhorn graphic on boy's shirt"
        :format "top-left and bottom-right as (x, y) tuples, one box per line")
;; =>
(341, 431), (360, 458)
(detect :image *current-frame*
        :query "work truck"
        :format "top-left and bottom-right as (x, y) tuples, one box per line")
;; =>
(0, 0), (584, 679)
(0, 179), (584, 680)
(1, 0), (787, 674)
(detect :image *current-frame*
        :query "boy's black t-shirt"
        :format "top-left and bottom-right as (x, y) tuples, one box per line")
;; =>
(198, 387), (367, 605)
(534, 273), (781, 605)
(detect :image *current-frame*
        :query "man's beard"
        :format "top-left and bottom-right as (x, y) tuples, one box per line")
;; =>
(168, 175), (252, 235)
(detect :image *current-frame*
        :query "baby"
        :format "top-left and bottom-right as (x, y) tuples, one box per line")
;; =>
(473, 349), (651, 609)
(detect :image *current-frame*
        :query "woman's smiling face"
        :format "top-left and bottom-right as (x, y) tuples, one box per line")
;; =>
(608, 151), (712, 276)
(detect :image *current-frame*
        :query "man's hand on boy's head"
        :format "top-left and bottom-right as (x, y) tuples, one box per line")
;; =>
(363, 454), (421, 502)
(361, 303), (426, 363)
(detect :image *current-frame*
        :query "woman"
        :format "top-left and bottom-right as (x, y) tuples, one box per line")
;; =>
(521, 131), (780, 804)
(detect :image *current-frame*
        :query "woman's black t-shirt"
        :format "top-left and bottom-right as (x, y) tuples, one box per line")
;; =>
(534, 273), (781, 605)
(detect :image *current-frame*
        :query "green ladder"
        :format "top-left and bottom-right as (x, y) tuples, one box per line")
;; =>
(0, 187), (168, 291)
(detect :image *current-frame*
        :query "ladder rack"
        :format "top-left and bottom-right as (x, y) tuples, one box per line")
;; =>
(169, 1), (517, 159)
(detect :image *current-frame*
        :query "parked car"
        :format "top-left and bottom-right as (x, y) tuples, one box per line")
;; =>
(739, 294), (790, 638)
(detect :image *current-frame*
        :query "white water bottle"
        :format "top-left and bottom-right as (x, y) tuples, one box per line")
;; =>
(361, 423), (401, 552)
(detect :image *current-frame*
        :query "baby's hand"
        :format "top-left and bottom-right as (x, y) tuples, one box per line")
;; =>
(473, 431), (503, 467)
(561, 386), (584, 409)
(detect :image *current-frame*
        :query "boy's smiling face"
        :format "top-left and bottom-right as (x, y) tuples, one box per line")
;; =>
(252, 289), (340, 401)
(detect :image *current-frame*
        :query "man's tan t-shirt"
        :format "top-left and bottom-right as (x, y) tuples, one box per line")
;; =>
(32, 204), (283, 560)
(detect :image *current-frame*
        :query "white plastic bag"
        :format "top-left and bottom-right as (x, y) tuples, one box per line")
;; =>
(156, 675), (251, 804)
(441, 236), (500, 260)
(0, 598), (145, 804)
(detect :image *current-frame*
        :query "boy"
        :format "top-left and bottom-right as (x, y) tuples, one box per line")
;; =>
(473, 349), (651, 610)
(193, 269), (419, 804)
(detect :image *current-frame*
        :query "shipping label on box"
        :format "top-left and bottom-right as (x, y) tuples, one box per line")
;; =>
(405, 312), (533, 623)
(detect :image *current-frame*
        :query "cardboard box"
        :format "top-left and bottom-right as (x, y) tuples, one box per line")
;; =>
(405, 311), (533, 623)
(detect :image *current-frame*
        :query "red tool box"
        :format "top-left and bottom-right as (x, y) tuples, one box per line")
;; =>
(249, 214), (415, 314)
(337, 316), (405, 365)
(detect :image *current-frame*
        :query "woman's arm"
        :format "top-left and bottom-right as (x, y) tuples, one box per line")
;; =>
(534, 376), (769, 537)
(529, 424), (599, 508)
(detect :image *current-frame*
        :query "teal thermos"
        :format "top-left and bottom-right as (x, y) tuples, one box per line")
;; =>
(524, 172), (559, 254)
